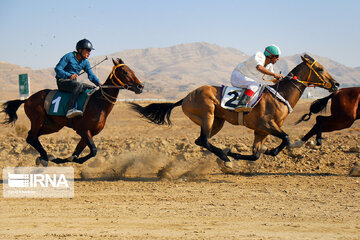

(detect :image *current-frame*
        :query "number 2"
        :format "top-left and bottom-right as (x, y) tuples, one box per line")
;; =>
(224, 91), (239, 108)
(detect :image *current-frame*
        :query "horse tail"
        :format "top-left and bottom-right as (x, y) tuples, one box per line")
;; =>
(296, 93), (334, 125)
(1, 99), (26, 125)
(129, 99), (184, 126)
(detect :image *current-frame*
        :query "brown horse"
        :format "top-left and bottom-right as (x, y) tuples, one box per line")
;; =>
(291, 87), (360, 148)
(129, 54), (339, 169)
(1, 58), (143, 166)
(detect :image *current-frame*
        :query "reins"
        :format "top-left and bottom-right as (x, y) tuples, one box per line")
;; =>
(265, 60), (331, 95)
(99, 86), (121, 104)
(288, 77), (304, 94)
(97, 63), (129, 104)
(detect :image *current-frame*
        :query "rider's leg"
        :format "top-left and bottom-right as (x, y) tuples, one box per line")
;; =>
(238, 80), (259, 106)
(81, 83), (95, 91)
(230, 71), (259, 106)
(238, 88), (255, 106)
(57, 79), (83, 118)
(67, 83), (82, 110)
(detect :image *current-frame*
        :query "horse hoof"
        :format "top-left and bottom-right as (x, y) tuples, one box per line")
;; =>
(221, 165), (235, 174)
(48, 155), (55, 161)
(224, 161), (233, 169)
(216, 158), (235, 174)
(36, 157), (41, 166)
(349, 165), (360, 177)
(289, 140), (305, 148)
(41, 160), (48, 167)
(36, 157), (48, 167)
(260, 145), (268, 153)
(216, 158), (224, 168)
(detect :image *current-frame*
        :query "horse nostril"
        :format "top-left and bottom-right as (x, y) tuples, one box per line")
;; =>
(335, 83), (340, 87)
(138, 84), (144, 90)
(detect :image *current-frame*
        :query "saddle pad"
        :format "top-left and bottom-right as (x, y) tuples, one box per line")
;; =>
(220, 85), (264, 111)
(44, 89), (92, 116)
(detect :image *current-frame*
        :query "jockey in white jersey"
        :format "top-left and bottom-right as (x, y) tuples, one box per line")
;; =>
(230, 44), (284, 106)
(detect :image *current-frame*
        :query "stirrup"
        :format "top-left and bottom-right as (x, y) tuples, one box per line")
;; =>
(66, 108), (83, 118)
(234, 95), (251, 112)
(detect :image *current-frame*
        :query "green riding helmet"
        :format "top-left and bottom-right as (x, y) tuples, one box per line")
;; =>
(76, 39), (95, 51)
(264, 44), (281, 57)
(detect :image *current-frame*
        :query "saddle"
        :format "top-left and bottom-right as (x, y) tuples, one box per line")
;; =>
(44, 88), (97, 116)
(220, 85), (265, 112)
(220, 85), (293, 113)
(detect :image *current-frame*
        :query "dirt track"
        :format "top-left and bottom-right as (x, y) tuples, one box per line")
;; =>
(0, 100), (359, 239)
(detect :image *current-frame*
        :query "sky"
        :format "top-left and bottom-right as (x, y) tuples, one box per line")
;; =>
(0, 0), (359, 69)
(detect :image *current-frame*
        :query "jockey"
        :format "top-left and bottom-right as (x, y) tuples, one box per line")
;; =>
(55, 39), (101, 118)
(230, 44), (284, 106)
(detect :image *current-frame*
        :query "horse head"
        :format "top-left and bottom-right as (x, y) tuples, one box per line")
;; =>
(109, 58), (144, 94)
(295, 54), (339, 92)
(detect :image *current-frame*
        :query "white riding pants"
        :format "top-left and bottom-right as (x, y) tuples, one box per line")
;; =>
(230, 70), (260, 93)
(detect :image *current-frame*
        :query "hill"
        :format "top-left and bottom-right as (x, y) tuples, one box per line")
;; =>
(1, 42), (359, 100)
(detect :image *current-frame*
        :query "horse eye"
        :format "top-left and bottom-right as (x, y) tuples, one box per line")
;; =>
(121, 69), (129, 76)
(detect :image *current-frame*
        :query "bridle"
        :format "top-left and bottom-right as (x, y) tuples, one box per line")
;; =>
(283, 60), (332, 94)
(109, 63), (128, 88)
(99, 63), (132, 104)
(294, 60), (332, 89)
(263, 59), (332, 95)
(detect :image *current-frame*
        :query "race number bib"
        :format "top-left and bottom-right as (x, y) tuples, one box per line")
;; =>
(220, 86), (245, 110)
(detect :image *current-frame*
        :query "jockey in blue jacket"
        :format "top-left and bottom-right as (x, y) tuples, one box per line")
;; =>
(55, 39), (101, 118)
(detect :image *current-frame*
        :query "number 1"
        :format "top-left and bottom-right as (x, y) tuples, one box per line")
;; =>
(52, 96), (61, 113)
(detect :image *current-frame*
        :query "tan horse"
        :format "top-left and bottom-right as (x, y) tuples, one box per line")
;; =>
(130, 54), (339, 168)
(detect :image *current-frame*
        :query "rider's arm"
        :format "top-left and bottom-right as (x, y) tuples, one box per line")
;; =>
(55, 53), (72, 79)
(256, 65), (283, 79)
(83, 61), (101, 86)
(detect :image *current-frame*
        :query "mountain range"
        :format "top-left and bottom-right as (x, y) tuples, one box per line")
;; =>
(1, 42), (359, 100)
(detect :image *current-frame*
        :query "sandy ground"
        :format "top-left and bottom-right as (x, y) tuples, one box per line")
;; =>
(0, 100), (359, 239)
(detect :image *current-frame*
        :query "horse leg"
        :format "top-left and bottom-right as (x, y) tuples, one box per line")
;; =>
(70, 139), (87, 160)
(194, 116), (231, 163)
(26, 118), (65, 165)
(292, 115), (354, 148)
(290, 123), (319, 148)
(228, 132), (268, 161)
(210, 117), (225, 137)
(52, 139), (87, 164)
(72, 130), (97, 164)
(261, 121), (290, 156)
(26, 129), (49, 167)
(314, 116), (325, 146)
(293, 115), (324, 147)
(314, 115), (354, 145)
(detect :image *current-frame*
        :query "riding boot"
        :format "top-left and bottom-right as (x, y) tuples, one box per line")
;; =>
(238, 95), (251, 107)
(234, 94), (252, 112)
(66, 84), (83, 118)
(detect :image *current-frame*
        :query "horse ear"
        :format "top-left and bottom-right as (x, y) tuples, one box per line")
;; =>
(112, 58), (119, 66)
(117, 58), (124, 64)
(301, 55), (307, 63)
(301, 54), (315, 64)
